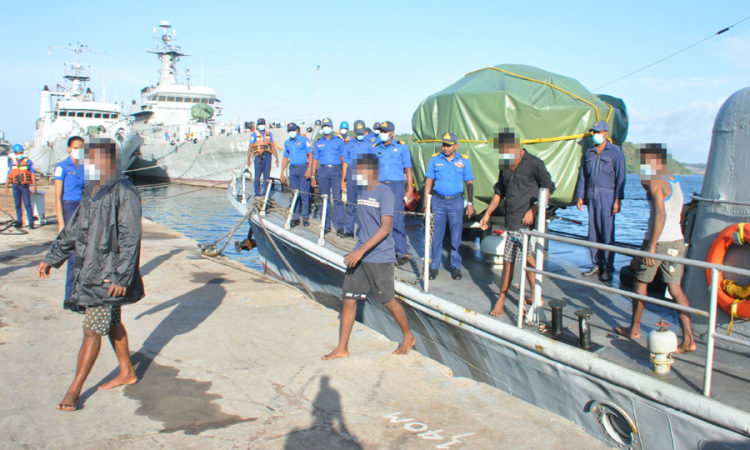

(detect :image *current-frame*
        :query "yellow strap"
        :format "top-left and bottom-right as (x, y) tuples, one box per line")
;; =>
(414, 134), (589, 145)
(739, 223), (746, 245)
(464, 66), (601, 121)
(728, 298), (745, 335)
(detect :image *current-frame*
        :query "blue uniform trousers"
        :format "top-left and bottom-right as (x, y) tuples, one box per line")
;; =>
(587, 189), (616, 273)
(288, 163), (310, 220)
(254, 153), (272, 196)
(12, 184), (34, 226)
(384, 182), (407, 257)
(345, 171), (359, 234)
(62, 200), (80, 304)
(318, 165), (344, 231)
(430, 195), (464, 270)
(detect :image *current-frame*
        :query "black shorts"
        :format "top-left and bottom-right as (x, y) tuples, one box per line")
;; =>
(342, 262), (395, 305)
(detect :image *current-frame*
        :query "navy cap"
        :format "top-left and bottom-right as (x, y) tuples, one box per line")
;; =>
(287, 122), (299, 132)
(257, 118), (266, 125)
(441, 132), (458, 145)
(590, 120), (608, 132)
(353, 120), (366, 136)
(373, 122), (381, 129)
(321, 117), (333, 127)
(376, 121), (395, 132)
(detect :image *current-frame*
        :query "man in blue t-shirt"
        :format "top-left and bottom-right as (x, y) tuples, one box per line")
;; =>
(54, 136), (87, 311)
(323, 154), (415, 360)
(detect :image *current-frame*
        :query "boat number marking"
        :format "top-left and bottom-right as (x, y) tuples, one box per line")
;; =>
(383, 412), (474, 448)
(230, 142), (251, 153)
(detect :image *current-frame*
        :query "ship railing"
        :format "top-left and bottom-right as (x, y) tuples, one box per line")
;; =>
(230, 170), (435, 292)
(519, 188), (750, 397)
(691, 194), (750, 208)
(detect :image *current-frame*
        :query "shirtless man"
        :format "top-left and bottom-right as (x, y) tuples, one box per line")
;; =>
(616, 144), (696, 353)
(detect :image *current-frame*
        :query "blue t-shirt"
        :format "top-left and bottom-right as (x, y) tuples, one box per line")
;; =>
(374, 141), (412, 182)
(425, 152), (474, 197)
(355, 183), (396, 263)
(283, 136), (312, 165)
(53, 156), (85, 201)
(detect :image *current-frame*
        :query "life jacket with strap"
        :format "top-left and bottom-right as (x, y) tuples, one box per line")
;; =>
(8, 157), (33, 185)
(339, 133), (351, 144)
(250, 130), (272, 156)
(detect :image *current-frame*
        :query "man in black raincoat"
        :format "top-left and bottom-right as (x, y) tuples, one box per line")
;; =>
(38, 138), (144, 411)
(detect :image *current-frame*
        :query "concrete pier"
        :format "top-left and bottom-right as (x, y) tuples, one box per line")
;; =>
(0, 187), (604, 449)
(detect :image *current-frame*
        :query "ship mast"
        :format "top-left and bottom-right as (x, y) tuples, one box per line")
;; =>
(149, 21), (187, 87)
(50, 43), (104, 96)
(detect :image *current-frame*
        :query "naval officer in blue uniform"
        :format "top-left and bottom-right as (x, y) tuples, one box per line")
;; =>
(341, 120), (375, 238)
(311, 117), (346, 234)
(373, 120), (414, 265)
(423, 133), (474, 280)
(280, 122), (312, 227)
(575, 120), (626, 282)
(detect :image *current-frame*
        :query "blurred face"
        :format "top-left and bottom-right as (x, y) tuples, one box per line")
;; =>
(499, 141), (522, 167)
(83, 145), (118, 184)
(355, 163), (378, 191)
(640, 153), (667, 181)
(442, 142), (457, 157)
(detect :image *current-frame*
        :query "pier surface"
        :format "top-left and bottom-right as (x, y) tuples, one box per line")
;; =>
(0, 188), (604, 449)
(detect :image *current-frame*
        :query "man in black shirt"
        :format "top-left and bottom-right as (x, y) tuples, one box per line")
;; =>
(480, 132), (555, 317)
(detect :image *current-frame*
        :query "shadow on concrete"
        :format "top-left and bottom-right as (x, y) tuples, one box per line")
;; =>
(283, 376), (363, 450)
(79, 273), (255, 434)
(140, 248), (184, 277)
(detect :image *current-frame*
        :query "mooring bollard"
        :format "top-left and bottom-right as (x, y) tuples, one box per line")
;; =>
(574, 308), (593, 350)
(549, 300), (566, 337)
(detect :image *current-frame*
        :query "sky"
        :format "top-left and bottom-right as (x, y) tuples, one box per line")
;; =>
(1, 0), (749, 164)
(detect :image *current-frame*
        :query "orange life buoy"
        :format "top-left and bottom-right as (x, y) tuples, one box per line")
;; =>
(705, 223), (750, 319)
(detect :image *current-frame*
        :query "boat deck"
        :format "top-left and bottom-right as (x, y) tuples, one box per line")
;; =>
(256, 190), (750, 414)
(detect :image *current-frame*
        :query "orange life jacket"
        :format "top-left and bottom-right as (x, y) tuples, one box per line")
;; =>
(8, 157), (33, 185)
(250, 130), (272, 156)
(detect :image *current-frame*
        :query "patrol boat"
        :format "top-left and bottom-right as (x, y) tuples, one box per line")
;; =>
(24, 44), (136, 175)
(123, 21), (302, 184)
(224, 62), (750, 447)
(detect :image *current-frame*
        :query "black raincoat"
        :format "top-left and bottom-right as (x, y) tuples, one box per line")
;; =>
(44, 178), (144, 307)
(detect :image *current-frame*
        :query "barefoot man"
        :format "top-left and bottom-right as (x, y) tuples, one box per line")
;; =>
(323, 154), (416, 360)
(616, 144), (696, 353)
(38, 138), (145, 411)
(480, 130), (555, 317)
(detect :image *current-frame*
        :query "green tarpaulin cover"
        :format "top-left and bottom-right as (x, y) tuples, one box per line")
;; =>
(410, 64), (628, 212)
(191, 103), (214, 121)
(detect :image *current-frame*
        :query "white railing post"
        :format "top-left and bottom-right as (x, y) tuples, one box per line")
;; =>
(241, 171), (247, 205)
(703, 268), (719, 396)
(424, 194), (432, 292)
(518, 232), (529, 329)
(318, 194), (329, 246)
(285, 190), (300, 230)
(261, 179), (272, 216)
(529, 188), (549, 325)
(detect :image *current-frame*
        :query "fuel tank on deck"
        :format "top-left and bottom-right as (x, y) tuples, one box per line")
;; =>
(684, 87), (750, 335)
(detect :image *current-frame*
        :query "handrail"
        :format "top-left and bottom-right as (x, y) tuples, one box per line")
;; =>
(522, 228), (750, 279)
(691, 194), (750, 208)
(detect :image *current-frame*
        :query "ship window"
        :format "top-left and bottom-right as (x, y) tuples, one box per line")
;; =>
(103, 114), (110, 119)
(77, 112), (84, 117)
(85, 113), (93, 118)
(58, 112), (65, 117)
(209, 99), (215, 104)
(200, 98), (208, 104)
(166, 96), (175, 102)
(112, 114), (118, 119)
(158, 96), (165, 101)
(94, 113), (102, 118)
(175, 97), (183, 103)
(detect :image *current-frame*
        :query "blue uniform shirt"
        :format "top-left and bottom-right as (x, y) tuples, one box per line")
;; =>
(283, 136), (312, 165)
(575, 142), (626, 200)
(249, 130), (274, 145)
(425, 152), (474, 196)
(53, 156), (85, 201)
(313, 135), (345, 165)
(355, 183), (396, 263)
(374, 140), (412, 182)
(364, 133), (381, 145)
(344, 138), (375, 166)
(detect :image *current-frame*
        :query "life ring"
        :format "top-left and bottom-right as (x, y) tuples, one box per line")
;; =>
(705, 223), (750, 319)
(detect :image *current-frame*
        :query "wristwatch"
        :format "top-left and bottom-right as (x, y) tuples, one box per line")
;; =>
(466, 202), (473, 206)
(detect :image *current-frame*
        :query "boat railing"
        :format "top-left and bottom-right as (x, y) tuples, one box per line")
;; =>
(519, 188), (750, 397)
(691, 194), (750, 208)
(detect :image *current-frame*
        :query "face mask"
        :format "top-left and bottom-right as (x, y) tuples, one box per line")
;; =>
(380, 133), (391, 142)
(289, 131), (298, 139)
(71, 148), (84, 160)
(640, 164), (655, 177)
(340, 129), (348, 135)
(593, 133), (605, 145)
(322, 126), (332, 135)
(373, 130), (380, 136)
(83, 163), (101, 181)
(258, 125), (266, 132)
(356, 135), (364, 141)
(354, 173), (369, 187)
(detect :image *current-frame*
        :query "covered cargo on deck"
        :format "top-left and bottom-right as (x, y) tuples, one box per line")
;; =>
(410, 64), (628, 212)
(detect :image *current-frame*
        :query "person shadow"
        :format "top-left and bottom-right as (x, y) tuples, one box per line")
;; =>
(283, 376), (363, 450)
